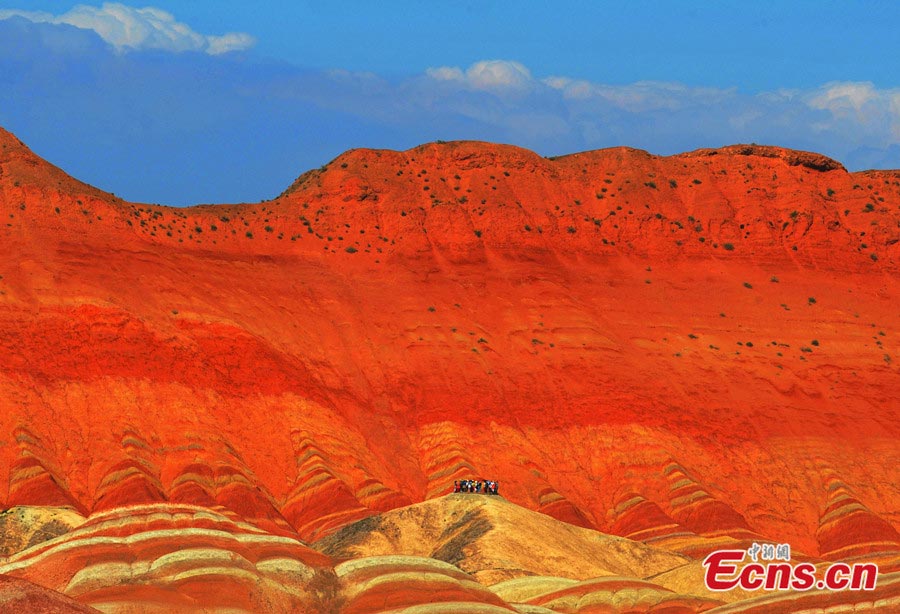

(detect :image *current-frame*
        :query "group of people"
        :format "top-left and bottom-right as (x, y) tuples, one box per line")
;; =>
(453, 479), (499, 495)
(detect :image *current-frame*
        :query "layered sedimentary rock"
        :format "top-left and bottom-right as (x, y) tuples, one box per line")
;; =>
(1, 126), (898, 611)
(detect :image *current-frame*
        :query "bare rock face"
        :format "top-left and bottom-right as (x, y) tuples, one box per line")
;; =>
(684, 144), (846, 172)
(316, 495), (693, 585)
(0, 126), (898, 612)
(0, 507), (86, 557)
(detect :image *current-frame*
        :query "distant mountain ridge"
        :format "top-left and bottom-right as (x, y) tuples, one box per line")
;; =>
(3, 126), (898, 270)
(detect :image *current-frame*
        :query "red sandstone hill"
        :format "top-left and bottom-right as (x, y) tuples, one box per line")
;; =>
(0, 126), (898, 612)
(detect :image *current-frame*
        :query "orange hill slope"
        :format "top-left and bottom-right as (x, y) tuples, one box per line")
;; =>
(0, 125), (898, 568)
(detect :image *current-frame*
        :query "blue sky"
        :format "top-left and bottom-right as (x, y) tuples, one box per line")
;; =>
(2, 2), (899, 205)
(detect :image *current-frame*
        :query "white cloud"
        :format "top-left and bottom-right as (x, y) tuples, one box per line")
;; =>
(0, 9), (54, 21)
(425, 66), (464, 82)
(427, 59), (533, 91)
(808, 81), (879, 115)
(543, 76), (593, 99)
(0, 3), (255, 54)
(466, 60), (532, 89)
(415, 59), (900, 167)
(806, 81), (900, 142)
(206, 32), (255, 55)
(428, 60), (740, 114)
(544, 76), (736, 111)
